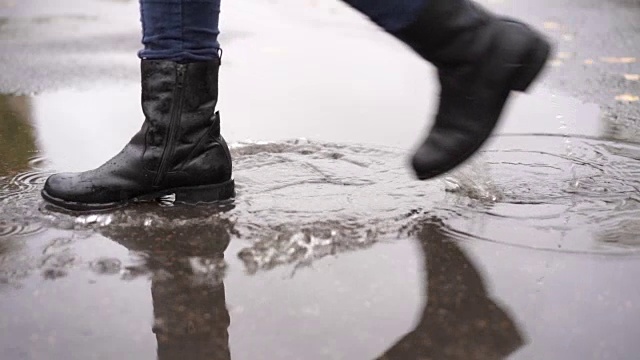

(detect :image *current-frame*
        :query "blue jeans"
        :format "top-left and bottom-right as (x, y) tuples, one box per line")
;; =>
(139, 0), (428, 62)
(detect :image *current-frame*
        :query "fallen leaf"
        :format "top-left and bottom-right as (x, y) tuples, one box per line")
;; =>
(549, 59), (563, 67)
(615, 94), (639, 102)
(623, 74), (639, 81)
(543, 21), (561, 30)
(584, 59), (595, 65)
(601, 57), (637, 64)
(557, 52), (573, 60)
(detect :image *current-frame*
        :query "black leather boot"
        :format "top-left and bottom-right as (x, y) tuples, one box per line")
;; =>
(42, 59), (235, 211)
(392, 0), (551, 180)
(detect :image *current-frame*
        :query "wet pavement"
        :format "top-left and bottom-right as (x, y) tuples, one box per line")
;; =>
(1, 0), (640, 359)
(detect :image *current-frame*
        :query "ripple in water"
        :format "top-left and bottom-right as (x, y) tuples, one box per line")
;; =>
(446, 135), (640, 253)
(4, 138), (640, 278)
(0, 156), (50, 237)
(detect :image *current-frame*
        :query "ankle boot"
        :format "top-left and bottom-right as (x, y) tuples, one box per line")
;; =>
(42, 59), (235, 211)
(392, 0), (551, 180)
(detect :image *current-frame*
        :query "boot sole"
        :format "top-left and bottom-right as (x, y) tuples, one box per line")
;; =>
(41, 179), (235, 213)
(414, 35), (551, 181)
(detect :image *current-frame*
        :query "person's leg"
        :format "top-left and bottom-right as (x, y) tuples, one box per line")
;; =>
(42, 0), (234, 211)
(139, 0), (221, 62)
(342, 0), (551, 180)
(341, 0), (427, 33)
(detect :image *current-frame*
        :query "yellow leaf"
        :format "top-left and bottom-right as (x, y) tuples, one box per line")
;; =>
(623, 74), (640, 81)
(601, 57), (637, 64)
(615, 94), (639, 102)
(549, 59), (563, 67)
(543, 21), (560, 30)
(558, 52), (572, 59)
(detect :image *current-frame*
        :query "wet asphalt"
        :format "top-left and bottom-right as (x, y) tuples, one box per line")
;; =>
(1, 0), (640, 359)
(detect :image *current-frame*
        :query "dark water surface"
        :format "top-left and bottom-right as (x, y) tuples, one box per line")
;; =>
(2, 0), (640, 359)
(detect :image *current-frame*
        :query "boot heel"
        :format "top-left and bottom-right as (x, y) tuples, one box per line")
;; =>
(511, 37), (552, 92)
(172, 179), (236, 205)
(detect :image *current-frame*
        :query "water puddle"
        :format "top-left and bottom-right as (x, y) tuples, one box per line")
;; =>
(2, 131), (640, 283)
(1, 0), (640, 356)
(446, 134), (640, 252)
(1, 139), (442, 275)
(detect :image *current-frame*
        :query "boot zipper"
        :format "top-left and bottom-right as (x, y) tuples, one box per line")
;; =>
(154, 64), (186, 186)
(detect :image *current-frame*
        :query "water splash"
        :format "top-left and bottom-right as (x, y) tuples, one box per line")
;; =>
(444, 157), (503, 203)
(3, 137), (640, 281)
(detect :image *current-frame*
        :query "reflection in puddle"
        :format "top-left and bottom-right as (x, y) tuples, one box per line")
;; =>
(0, 206), (525, 359)
(1, 85), (640, 358)
(100, 218), (232, 359)
(380, 219), (524, 359)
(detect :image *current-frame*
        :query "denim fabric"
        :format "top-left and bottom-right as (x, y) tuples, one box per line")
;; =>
(343, 0), (428, 32)
(138, 0), (221, 62)
(138, 0), (428, 62)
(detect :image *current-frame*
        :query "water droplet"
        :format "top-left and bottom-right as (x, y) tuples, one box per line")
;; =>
(89, 258), (122, 275)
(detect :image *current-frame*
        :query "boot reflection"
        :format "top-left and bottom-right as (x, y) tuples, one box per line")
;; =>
(100, 212), (233, 360)
(379, 218), (524, 360)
